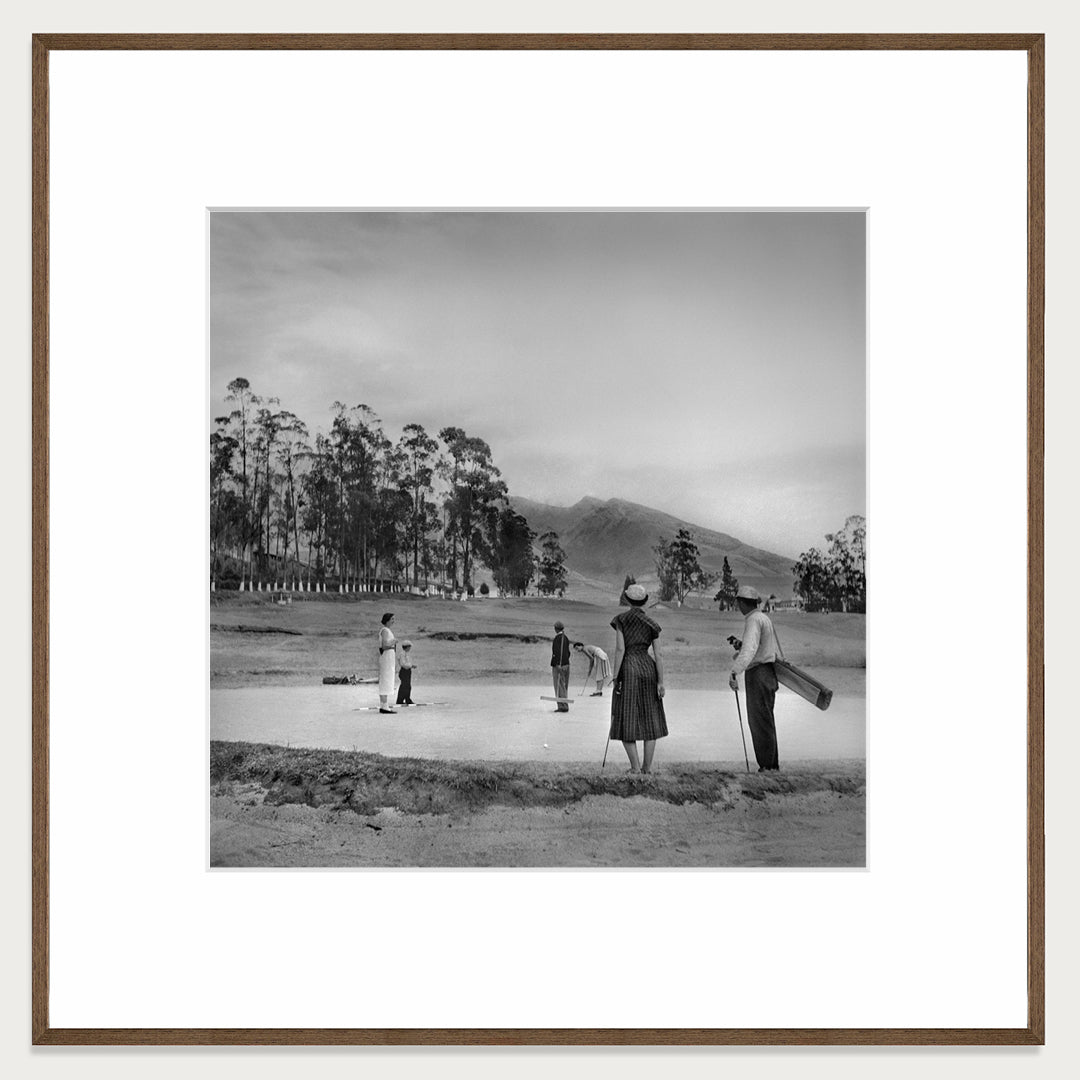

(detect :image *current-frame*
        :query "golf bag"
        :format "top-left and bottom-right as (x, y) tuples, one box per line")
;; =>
(772, 623), (833, 710)
(774, 659), (833, 711)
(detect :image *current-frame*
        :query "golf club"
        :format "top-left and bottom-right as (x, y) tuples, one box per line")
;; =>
(733, 685), (751, 774)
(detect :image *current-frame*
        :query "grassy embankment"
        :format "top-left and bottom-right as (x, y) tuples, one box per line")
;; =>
(211, 739), (865, 817)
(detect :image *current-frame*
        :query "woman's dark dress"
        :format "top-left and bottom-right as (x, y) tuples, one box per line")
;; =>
(609, 608), (668, 741)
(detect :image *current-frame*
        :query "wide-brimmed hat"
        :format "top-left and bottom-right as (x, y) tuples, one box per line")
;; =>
(625, 584), (648, 603)
(554, 621), (565, 631)
(736, 585), (762, 603)
(401, 640), (413, 649)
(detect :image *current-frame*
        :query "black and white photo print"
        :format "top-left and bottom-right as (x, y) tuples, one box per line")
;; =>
(208, 210), (866, 868)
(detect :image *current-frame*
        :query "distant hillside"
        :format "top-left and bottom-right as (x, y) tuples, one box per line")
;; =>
(511, 495), (796, 603)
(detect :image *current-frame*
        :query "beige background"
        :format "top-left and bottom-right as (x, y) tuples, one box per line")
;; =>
(2, 0), (1075, 1075)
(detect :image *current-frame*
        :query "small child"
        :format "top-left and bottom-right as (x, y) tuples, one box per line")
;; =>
(396, 641), (416, 706)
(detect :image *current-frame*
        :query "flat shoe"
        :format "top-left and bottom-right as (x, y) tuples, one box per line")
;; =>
(380, 708), (397, 714)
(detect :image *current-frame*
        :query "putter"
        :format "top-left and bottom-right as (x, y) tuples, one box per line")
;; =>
(733, 685), (751, 774)
(603, 675), (621, 767)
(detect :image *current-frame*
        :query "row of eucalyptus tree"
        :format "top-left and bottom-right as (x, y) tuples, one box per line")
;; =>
(210, 377), (537, 596)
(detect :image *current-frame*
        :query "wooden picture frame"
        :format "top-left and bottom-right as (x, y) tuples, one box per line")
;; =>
(31, 33), (1044, 1046)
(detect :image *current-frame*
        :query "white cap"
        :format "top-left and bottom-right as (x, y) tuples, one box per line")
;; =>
(625, 583), (647, 602)
(736, 585), (761, 602)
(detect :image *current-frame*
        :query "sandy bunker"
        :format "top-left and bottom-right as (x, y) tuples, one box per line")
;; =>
(210, 682), (864, 764)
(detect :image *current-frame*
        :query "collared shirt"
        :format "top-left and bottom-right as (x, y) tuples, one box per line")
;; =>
(732, 609), (778, 673)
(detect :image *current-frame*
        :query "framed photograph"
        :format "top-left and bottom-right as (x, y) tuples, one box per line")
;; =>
(32, 34), (1043, 1045)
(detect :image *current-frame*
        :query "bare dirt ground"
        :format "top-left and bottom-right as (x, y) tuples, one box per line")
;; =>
(210, 744), (865, 868)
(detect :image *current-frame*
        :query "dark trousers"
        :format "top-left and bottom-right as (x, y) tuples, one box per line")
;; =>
(745, 662), (780, 770)
(552, 665), (570, 711)
(396, 668), (413, 705)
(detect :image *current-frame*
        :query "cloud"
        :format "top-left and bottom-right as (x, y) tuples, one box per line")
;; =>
(209, 210), (865, 554)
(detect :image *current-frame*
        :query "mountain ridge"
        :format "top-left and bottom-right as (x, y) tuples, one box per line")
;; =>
(510, 495), (796, 600)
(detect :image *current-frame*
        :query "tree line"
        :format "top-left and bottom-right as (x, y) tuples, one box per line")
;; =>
(211, 377), (547, 596)
(792, 515), (866, 613)
(652, 518), (868, 614)
(212, 377), (864, 609)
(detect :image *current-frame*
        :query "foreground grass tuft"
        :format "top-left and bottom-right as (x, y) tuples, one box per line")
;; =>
(211, 741), (864, 817)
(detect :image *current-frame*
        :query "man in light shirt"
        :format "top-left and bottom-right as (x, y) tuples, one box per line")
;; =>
(727, 585), (781, 771)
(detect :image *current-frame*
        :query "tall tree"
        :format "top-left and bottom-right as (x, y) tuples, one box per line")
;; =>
(825, 514), (867, 613)
(440, 431), (507, 590)
(300, 433), (334, 589)
(653, 528), (717, 606)
(252, 399), (283, 584)
(654, 540), (678, 602)
(481, 507), (536, 596)
(370, 432), (404, 582)
(329, 402), (381, 587)
(274, 411), (309, 588)
(224, 378), (258, 586)
(792, 547), (833, 612)
(437, 427), (467, 587)
(618, 573), (637, 606)
(714, 556), (739, 610)
(210, 419), (239, 587)
(538, 531), (569, 597)
(398, 423), (439, 588)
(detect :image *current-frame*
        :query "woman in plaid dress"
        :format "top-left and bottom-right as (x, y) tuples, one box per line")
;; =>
(609, 584), (667, 774)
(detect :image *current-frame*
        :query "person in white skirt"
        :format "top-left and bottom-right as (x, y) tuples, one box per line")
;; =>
(377, 612), (397, 713)
(573, 641), (613, 697)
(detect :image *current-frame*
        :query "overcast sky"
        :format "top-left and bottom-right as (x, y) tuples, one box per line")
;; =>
(209, 211), (864, 557)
